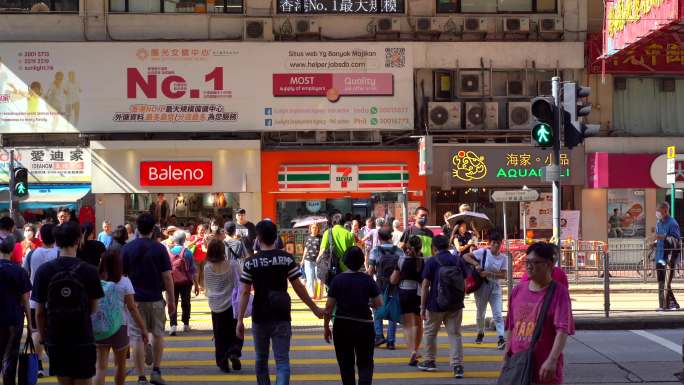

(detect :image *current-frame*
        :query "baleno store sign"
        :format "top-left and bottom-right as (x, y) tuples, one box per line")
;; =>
(430, 146), (585, 187)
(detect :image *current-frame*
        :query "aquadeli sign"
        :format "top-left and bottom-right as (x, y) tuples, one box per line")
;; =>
(140, 161), (212, 187)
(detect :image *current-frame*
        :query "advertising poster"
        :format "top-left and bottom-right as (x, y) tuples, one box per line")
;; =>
(0, 147), (91, 183)
(560, 210), (580, 241)
(521, 193), (552, 230)
(607, 189), (645, 239)
(0, 43), (413, 133)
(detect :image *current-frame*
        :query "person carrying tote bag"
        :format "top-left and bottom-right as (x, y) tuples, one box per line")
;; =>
(500, 242), (574, 385)
(18, 330), (39, 385)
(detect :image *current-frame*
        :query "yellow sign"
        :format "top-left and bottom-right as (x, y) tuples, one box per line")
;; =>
(668, 146), (677, 159)
(452, 150), (487, 182)
(607, 0), (666, 37)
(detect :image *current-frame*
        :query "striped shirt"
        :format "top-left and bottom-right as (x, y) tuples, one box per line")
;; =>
(204, 260), (239, 313)
(240, 249), (301, 323)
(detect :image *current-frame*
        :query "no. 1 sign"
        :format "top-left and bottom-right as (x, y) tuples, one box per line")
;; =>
(140, 161), (213, 186)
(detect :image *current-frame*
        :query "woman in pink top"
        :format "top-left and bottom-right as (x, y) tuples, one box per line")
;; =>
(504, 242), (575, 385)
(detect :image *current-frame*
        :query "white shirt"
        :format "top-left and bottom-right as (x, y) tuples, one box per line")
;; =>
(25, 246), (59, 309)
(113, 277), (136, 325)
(472, 248), (507, 281)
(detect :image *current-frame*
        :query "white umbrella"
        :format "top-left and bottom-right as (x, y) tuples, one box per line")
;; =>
(447, 211), (493, 230)
(292, 216), (328, 228)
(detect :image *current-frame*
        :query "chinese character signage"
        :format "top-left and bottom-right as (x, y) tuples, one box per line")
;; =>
(277, 0), (404, 14)
(430, 146), (585, 187)
(0, 43), (413, 133)
(603, 0), (681, 57)
(0, 147), (91, 183)
(279, 164), (408, 192)
(588, 32), (684, 74)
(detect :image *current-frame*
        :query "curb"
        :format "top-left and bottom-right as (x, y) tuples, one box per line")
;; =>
(574, 315), (684, 330)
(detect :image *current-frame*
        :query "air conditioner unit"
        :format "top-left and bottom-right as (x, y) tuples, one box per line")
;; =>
(539, 17), (563, 34)
(428, 102), (461, 130)
(442, 17), (464, 35)
(294, 18), (319, 35)
(463, 17), (491, 34)
(507, 80), (524, 96)
(465, 102), (498, 130)
(458, 71), (490, 97)
(503, 17), (530, 33)
(243, 18), (273, 41)
(414, 17), (450, 33)
(508, 102), (532, 130)
(376, 17), (401, 33)
(537, 80), (553, 96)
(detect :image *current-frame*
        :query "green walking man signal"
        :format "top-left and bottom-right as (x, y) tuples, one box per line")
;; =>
(532, 123), (553, 147)
(13, 167), (29, 198)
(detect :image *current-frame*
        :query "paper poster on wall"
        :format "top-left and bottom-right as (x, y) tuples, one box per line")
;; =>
(520, 193), (552, 230)
(560, 210), (580, 241)
(607, 189), (645, 239)
(0, 43), (413, 133)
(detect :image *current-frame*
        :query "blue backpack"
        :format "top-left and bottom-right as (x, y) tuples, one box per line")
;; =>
(91, 280), (124, 341)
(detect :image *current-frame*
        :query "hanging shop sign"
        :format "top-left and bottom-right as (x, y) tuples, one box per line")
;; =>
(278, 164), (409, 192)
(276, 0), (405, 14)
(0, 147), (91, 183)
(0, 43), (412, 133)
(140, 161), (213, 187)
(587, 32), (684, 74)
(430, 146), (585, 187)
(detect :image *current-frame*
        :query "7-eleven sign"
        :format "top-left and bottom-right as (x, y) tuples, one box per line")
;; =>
(331, 165), (358, 191)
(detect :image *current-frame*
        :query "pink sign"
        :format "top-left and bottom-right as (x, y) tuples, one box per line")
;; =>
(272, 73), (394, 97)
(332, 74), (394, 96)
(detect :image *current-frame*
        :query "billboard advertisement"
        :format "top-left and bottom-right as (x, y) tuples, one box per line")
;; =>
(0, 43), (413, 133)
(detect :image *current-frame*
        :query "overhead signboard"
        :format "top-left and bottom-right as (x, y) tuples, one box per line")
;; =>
(491, 189), (540, 203)
(0, 43), (413, 133)
(276, 0), (405, 14)
(0, 147), (91, 183)
(278, 164), (409, 192)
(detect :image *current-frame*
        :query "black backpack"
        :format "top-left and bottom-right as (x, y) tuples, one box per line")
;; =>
(316, 229), (339, 286)
(46, 261), (90, 340)
(434, 254), (466, 312)
(376, 246), (400, 291)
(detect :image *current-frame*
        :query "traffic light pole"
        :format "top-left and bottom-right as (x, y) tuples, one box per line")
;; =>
(551, 76), (562, 247)
(8, 149), (15, 217)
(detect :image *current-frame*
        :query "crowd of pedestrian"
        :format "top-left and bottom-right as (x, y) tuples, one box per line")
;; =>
(0, 202), (584, 385)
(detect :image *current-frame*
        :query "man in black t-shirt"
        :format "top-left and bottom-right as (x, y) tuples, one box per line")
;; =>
(32, 222), (104, 384)
(235, 221), (324, 385)
(235, 208), (256, 257)
(398, 206), (434, 257)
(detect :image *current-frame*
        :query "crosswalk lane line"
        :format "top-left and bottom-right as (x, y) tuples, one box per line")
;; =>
(164, 343), (498, 352)
(37, 371), (502, 383)
(114, 355), (503, 366)
(167, 332), (499, 341)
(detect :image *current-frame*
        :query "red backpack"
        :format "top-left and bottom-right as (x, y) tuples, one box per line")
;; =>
(168, 247), (192, 286)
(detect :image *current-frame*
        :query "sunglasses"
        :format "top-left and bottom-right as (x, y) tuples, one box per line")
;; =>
(525, 259), (548, 267)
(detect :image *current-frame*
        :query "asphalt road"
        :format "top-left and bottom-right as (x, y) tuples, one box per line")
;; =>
(36, 293), (684, 385)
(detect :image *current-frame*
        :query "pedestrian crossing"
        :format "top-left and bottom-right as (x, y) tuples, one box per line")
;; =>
(38, 293), (505, 385)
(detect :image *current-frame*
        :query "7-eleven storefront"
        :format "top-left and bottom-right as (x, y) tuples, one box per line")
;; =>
(261, 149), (426, 252)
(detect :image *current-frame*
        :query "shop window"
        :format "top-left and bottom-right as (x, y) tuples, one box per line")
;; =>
(124, 192), (240, 226)
(1, 0), (77, 13)
(109, 0), (242, 13)
(613, 78), (684, 136)
(438, 0), (556, 13)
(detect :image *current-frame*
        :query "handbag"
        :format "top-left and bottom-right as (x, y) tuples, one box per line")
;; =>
(465, 249), (488, 294)
(316, 228), (340, 286)
(497, 280), (557, 385)
(18, 329), (39, 385)
(375, 286), (402, 323)
(230, 258), (253, 319)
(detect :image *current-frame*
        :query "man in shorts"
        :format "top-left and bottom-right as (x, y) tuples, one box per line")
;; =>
(33, 222), (104, 385)
(122, 213), (175, 385)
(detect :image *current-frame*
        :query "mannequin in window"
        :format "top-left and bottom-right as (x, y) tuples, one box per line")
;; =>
(149, 193), (170, 226)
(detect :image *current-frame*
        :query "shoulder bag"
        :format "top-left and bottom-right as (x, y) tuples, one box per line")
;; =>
(497, 280), (557, 385)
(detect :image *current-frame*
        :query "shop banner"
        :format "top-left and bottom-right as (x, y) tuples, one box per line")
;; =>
(604, 0), (681, 57)
(431, 146), (585, 187)
(278, 164), (409, 192)
(607, 189), (646, 239)
(587, 32), (684, 74)
(140, 161), (213, 187)
(0, 147), (90, 183)
(0, 43), (413, 133)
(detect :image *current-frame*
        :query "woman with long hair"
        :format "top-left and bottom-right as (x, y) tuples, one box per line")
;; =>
(390, 235), (424, 366)
(94, 251), (149, 385)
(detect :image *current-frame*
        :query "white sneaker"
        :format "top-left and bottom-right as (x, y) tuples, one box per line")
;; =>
(183, 324), (191, 332)
(169, 325), (177, 336)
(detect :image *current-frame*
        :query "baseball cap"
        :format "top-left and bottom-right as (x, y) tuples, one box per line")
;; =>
(236, 208), (246, 214)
